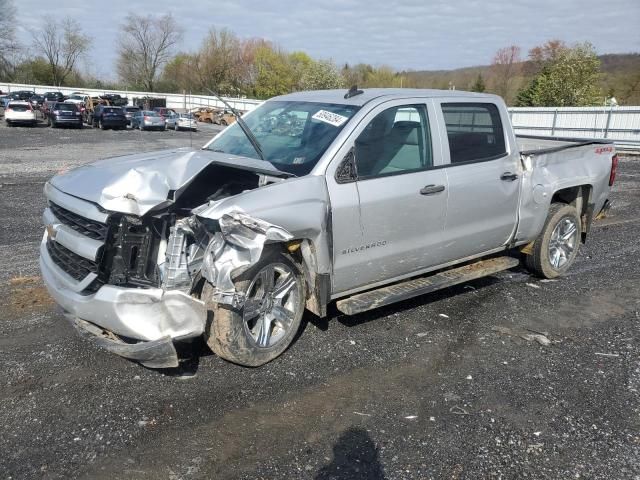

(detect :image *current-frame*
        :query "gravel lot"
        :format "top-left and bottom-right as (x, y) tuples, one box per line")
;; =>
(0, 118), (638, 480)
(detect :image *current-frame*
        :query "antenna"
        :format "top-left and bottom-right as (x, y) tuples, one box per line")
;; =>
(344, 85), (364, 99)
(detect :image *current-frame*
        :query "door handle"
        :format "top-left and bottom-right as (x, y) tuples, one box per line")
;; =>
(420, 184), (445, 195)
(500, 172), (518, 181)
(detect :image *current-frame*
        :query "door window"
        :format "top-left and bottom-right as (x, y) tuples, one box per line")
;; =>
(441, 103), (506, 164)
(355, 105), (432, 179)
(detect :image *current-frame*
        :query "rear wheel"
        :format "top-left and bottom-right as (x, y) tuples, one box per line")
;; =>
(524, 203), (581, 279)
(203, 248), (306, 367)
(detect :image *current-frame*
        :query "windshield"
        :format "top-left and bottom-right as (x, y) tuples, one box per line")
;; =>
(206, 101), (359, 176)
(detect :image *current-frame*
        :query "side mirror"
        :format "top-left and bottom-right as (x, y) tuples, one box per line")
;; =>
(335, 148), (358, 184)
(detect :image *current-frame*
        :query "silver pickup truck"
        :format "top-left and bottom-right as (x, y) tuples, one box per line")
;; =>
(39, 88), (617, 369)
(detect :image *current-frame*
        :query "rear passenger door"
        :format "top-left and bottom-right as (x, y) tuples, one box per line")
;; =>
(435, 101), (520, 260)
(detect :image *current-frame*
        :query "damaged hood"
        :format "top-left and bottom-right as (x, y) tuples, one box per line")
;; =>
(49, 148), (287, 216)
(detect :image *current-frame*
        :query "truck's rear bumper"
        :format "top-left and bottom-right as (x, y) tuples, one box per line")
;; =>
(39, 234), (207, 368)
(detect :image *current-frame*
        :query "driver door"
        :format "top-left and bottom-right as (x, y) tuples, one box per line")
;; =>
(327, 100), (449, 295)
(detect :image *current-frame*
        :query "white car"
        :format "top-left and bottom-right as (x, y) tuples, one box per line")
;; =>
(5, 101), (37, 126)
(173, 113), (198, 131)
(65, 94), (89, 105)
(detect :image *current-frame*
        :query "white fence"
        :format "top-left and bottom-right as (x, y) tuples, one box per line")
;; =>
(508, 106), (640, 147)
(0, 82), (261, 112)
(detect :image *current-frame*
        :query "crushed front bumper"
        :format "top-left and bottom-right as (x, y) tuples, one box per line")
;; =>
(40, 234), (207, 368)
(69, 317), (180, 369)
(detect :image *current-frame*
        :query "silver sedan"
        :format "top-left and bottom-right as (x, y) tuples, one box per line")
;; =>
(131, 110), (165, 131)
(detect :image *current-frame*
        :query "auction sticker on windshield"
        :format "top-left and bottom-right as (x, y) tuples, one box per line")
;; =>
(312, 110), (349, 127)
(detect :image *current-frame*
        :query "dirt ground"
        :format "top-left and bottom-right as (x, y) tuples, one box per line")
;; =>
(0, 119), (638, 479)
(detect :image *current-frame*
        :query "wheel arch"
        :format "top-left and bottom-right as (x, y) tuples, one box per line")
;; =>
(268, 239), (331, 319)
(550, 184), (594, 243)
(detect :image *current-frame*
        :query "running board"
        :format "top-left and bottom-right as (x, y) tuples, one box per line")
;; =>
(336, 256), (520, 315)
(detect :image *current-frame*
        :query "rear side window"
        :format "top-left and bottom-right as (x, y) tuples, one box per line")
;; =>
(441, 103), (506, 164)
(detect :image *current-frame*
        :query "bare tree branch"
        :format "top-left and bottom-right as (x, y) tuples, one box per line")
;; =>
(31, 19), (90, 86)
(117, 13), (182, 91)
(491, 45), (522, 102)
(0, 0), (21, 80)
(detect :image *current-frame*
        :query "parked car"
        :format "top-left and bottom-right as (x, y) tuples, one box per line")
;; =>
(39, 88), (616, 369)
(29, 94), (45, 109)
(214, 109), (237, 126)
(131, 110), (165, 131)
(5, 101), (37, 126)
(190, 107), (216, 123)
(100, 93), (128, 106)
(43, 92), (65, 102)
(65, 93), (90, 105)
(8, 90), (36, 101)
(47, 102), (83, 128)
(123, 106), (140, 125)
(152, 107), (175, 119)
(172, 112), (197, 131)
(92, 105), (127, 130)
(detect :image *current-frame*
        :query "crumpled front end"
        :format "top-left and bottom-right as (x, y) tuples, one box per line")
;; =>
(39, 183), (206, 368)
(200, 211), (294, 307)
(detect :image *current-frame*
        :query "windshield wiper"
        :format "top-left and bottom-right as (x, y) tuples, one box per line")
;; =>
(204, 88), (265, 161)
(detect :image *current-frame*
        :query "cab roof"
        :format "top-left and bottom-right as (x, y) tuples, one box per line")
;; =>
(273, 88), (499, 107)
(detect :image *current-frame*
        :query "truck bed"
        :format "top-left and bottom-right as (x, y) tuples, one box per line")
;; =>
(517, 134), (614, 156)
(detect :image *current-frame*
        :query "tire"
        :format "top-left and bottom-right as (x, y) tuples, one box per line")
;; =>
(221, 120), (228, 126)
(524, 202), (581, 279)
(203, 248), (306, 367)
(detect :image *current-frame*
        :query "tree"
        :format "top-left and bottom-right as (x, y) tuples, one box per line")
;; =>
(363, 66), (400, 87)
(117, 13), (182, 91)
(516, 42), (601, 106)
(490, 45), (521, 102)
(0, 0), (20, 81)
(191, 28), (241, 93)
(12, 57), (54, 84)
(470, 73), (486, 92)
(252, 45), (294, 98)
(31, 19), (91, 86)
(298, 59), (344, 90)
(160, 53), (194, 92)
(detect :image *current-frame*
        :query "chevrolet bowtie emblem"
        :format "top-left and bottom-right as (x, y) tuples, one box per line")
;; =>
(46, 224), (57, 240)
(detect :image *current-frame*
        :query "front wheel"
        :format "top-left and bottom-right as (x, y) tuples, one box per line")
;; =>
(524, 203), (581, 279)
(203, 249), (306, 367)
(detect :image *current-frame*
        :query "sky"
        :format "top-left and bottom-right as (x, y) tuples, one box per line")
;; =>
(14, 0), (640, 80)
